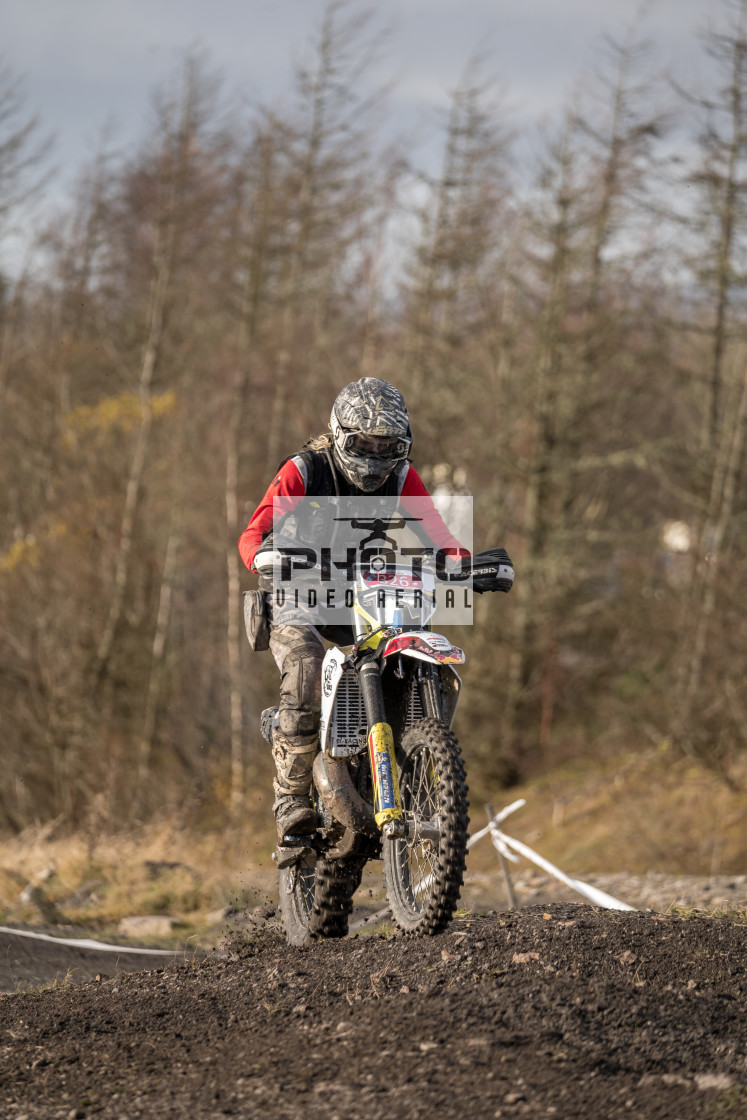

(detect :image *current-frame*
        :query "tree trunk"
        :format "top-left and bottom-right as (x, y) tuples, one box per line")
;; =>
(91, 256), (167, 683)
(677, 358), (747, 749)
(134, 509), (181, 808)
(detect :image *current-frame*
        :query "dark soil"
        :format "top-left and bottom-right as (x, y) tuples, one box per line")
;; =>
(1, 904), (746, 1119)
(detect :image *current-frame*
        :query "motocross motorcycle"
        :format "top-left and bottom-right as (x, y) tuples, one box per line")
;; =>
(260, 547), (513, 946)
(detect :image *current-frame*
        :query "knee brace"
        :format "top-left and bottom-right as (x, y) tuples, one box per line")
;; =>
(277, 648), (322, 740)
(271, 729), (317, 798)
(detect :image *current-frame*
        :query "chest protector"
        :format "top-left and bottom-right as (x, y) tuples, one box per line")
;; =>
(279, 446), (406, 498)
(270, 446), (406, 645)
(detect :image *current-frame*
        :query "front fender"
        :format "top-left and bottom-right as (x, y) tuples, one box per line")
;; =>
(382, 630), (465, 665)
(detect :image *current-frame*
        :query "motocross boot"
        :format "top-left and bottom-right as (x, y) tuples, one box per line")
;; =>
(271, 728), (318, 842)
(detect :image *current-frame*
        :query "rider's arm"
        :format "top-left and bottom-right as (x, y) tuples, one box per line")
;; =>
(399, 466), (470, 558)
(238, 459), (307, 572)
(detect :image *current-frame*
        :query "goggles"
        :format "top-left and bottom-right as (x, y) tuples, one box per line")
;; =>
(342, 431), (410, 458)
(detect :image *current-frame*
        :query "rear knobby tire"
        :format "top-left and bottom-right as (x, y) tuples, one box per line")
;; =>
(278, 852), (364, 947)
(383, 717), (469, 936)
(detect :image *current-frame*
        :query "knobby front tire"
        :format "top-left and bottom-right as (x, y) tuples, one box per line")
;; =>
(383, 717), (469, 936)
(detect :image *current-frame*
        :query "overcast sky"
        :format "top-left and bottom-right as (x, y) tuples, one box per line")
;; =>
(1, 0), (723, 245)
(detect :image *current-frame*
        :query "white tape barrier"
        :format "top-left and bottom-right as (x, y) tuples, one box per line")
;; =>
(0, 924), (179, 956)
(467, 798), (528, 850)
(468, 799), (637, 913)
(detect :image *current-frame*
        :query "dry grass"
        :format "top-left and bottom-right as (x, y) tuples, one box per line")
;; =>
(665, 903), (747, 924)
(0, 813), (278, 941)
(467, 741), (747, 878)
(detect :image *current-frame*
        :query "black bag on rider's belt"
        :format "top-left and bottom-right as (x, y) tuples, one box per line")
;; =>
(471, 548), (514, 594)
(243, 590), (270, 651)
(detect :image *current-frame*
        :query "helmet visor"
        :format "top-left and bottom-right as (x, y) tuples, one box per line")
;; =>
(343, 432), (410, 458)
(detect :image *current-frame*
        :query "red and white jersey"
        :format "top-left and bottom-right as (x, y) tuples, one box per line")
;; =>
(239, 456), (466, 572)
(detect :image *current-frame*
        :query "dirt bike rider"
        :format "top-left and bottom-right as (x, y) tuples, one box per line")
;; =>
(239, 378), (467, 847)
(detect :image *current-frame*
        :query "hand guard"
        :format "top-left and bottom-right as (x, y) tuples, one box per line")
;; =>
(471, 547), (514, 593)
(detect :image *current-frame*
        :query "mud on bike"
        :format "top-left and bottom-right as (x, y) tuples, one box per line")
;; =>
(256, 548), (513, 945)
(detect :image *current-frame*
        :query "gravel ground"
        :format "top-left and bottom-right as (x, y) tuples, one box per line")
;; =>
(461, 868), (747, 915)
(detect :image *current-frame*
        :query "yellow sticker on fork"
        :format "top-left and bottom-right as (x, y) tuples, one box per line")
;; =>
(368, 722), (403, 827)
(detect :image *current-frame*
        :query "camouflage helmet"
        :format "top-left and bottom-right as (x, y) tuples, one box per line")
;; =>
(330, 378), (411, 492)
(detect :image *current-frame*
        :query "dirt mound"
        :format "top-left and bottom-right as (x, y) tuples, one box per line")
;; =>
(2, 904), (746, 1119)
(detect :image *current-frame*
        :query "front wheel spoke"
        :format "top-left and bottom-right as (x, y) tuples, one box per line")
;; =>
(414, 756), (439, 820)
(409, 755), (427, 810)
(413, 754), (429, 809)
(405, 842), (436, 896)
(413, 870), (436, 897)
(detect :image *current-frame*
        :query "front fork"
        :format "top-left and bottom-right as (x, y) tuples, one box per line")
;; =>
(357, 657), (404, 836)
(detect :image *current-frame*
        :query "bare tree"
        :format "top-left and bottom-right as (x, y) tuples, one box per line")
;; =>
(92, 55), (227, 687)
(262, 0), (391, 468)
(500, 31), (666, 773)
(669, 1), (747, 767)
(224, 124), (279, 811)
(0, 58), (50, 244)
(682, 0), (747, 451)
(400, 70), (513, 424)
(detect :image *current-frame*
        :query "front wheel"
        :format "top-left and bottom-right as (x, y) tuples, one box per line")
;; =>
(383, 717), (469, 936)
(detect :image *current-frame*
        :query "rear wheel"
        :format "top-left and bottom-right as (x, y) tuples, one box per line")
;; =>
(383, 718), (469, 936)
(278, 852), (364, 946)
(278, 849), (317, 947)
